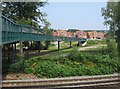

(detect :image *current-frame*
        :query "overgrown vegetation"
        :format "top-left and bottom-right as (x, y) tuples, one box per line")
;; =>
(24, 48), (120, 78)
(86, 39), (106, 46)
(7, 40), (119, 78)
(2, 54), (25, 73)
(8, 55), (25, 73)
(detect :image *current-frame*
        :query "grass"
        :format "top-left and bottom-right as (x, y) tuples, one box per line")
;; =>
(41, 43), (107, 59)
(84, 39), (106, 46)
(19, 40), (107, 57)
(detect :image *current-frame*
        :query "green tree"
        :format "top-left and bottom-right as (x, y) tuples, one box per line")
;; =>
(2, 2), (54, 51)
(41, 20), (53, 50)
(2, 2), (47, 27)
(102, 1), (120, 56)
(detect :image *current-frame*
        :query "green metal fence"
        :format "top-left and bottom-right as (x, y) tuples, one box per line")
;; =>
(1, 15), (86, 45)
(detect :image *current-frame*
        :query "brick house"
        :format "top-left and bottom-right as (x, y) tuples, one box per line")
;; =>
(75, 31), (87, 38)
(96, 32), (105, 39)
(87, 31), (97, 39)
(53, 31), (59, 36)
(56, 30), (67, 36)
(66, 32), (73, 37)
(53, 30), (105, 39)
(87, 31), (105, 39)
(53, 30), (67, 36)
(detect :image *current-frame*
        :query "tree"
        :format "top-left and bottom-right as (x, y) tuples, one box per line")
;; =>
(102, 1), (120, 56)
(41, 20), (53, 50)
(2, 2), (47, 28)
(2, 2), (53, 51)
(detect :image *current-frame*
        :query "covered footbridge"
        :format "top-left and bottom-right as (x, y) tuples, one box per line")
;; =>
(0, 14), (87, 72)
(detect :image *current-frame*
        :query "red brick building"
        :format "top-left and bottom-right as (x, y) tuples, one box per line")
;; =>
(75, 31), (87, 38)
(96, 32), (105, 39)
(53, 30), (105, 39)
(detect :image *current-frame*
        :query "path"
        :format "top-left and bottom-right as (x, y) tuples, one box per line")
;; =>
(27, 44), (107, 58)
(78, 44), (107, 51)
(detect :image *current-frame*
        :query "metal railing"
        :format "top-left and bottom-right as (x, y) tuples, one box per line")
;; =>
(1, 15), (86, 45)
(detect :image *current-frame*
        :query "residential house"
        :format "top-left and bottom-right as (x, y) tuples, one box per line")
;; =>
(66, 32), (73, 37)
(56, 30), (67, 36)
(96, 32), (105, 39)
(53, 30), (105, 39)
(53, 31), (59, 36)
(75, 31), (87, 38)
(87, 31), (97, 39)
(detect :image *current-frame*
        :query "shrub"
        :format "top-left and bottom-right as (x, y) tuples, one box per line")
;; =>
(24, 51), (120, 78)
(8, 55), (24, 72)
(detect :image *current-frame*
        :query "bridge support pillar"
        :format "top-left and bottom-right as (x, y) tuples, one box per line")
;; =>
(13, 43), (16, 64)
(11, 44), (14, 62)
(30, 41), (33, 50)
(77, 41), (80, 46)
(38, 41), (41, 53)
(58, 41), (60, 51)
(0, 45), (2, 78)
(20, 41), (23, 55)
(70, 41), (72, 48)
(2, 45), (6, 60)
(7, 44), (10, 60)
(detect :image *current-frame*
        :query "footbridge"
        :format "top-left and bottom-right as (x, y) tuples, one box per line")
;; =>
(1, 15), (86, 45)
(0, 14), (86, 72)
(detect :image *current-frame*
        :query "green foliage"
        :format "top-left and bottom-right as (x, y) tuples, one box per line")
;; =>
(8, 55), (25, 72)
(67, 29), (79, 32)
(49, 44), (56, 47)
(86, 39), (106, 46)
(41, 21), (53, 50)
(102, 2), (120, 56)
(2, 2), (47, 28)
(24, 51), (120, 78)
(16, 19), (39, 28)
(106, 38), (118, 58)
(2, 2), (47, 21)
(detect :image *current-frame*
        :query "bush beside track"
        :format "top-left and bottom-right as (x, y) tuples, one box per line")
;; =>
(24, 49), (120, 78)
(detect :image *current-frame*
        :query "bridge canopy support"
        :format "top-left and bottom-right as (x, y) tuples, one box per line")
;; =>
(77, 41), (80, 46)
(13, 43), (16, 64)
(58, 41), (60, 51)
(70, 41), (72, 48)
(20, 41), (23, 55)
(7, 44), (10, 60)
(2, 46), (5, 61)
(0, 45), (2, 80)
(38, 41), (41, 53)
(30, 41), (33, 50)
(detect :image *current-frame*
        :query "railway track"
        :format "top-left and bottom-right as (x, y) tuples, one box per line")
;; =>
(2, 74), (120, 89)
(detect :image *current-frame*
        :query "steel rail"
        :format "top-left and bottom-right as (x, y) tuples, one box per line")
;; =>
(2, 74), (120, 88)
